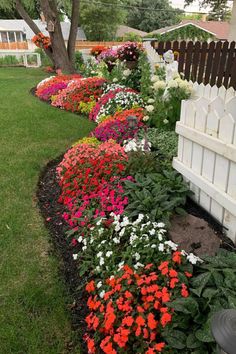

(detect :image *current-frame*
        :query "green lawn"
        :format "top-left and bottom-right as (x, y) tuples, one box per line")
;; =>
(0, 68), (95, 354)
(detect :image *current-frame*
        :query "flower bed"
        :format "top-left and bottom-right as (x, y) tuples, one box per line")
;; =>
(35, 47), (236, 353)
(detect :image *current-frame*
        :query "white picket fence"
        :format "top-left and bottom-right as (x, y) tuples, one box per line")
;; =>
(173, 82), (236, 243)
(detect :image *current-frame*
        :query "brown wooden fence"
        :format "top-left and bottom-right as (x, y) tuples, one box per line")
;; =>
(0, 42), (28, 50)
(151, 40), (236, 89)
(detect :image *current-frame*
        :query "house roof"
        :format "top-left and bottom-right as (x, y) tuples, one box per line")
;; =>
(0, 19), (87, 41)
(116, 25), (147, 38)
(149, 20), (230, 40)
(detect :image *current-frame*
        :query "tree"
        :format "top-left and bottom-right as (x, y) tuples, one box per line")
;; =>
(185, 0), (231, 21)
(0, 0), (80, 72)
(79, 0), (126, 40)
(126, 0), (183, 33)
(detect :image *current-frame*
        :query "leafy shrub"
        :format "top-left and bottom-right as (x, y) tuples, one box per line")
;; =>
(165, 249), (236, 352)
(117, 32), (142, 42)
(125, 151), (161, 175)
(34, 47), (52, 67)
(138, 128), (178, 169)
(123, 171), (190, 224)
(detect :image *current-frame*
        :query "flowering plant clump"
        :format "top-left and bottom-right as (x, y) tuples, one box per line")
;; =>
(72, 136), (101, 147)
(52, 77), (107, 112)
(117, 41), (144, 62)
(32, 32), (51, 49)
(36, 74), (82, 101)
(93, 116), (145, 144)
(57, 141), (129, 228)
(90, 45), (108, 58)
(97, 48), (118, 65)
(85, 253), (192, 354)
(89, 89), (144, 122)
(97, 107), (144, 127)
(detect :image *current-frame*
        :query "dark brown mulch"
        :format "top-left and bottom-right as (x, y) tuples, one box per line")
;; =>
(36, 155), (88, 354)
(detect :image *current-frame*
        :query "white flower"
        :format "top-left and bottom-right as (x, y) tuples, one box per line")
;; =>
(119, 228), (125, 237)
(97, 281), (102, 289)
(168, 79), (178, 89)
(77, 236), (83, 243)
(113, 237), (120, 244)
(95, 266), (101, 272)
(99, 257), (105, 266)
(73, 254), (78, 260)
(143, 115), (149, 122)
(118, 261), (124, 270)
(147, 98), (155, 104)
(99, 290), (105, 298)
(163, 119), (169, 124)
(82, 246), (87, 251)
(187, 253), (202, 264)
(123, 69), (131, 77)
(134, 262), (144, 269)
(120, 216), (130, 227)
(145, 105), (154, 112)
(106, 251), (113, 257)
(151, 75), (159, 82)
(151, 244), (157, 248)
(164, 240), (178, 251)
(157, 222), (165, 228)
(158, 243), (165, 252)
(113, 77), (118, 82)
(153, 80), (166, 91)
(97, 251), (103, 258)
(149, 229), (155, 236)
(134, 252), (141, 260)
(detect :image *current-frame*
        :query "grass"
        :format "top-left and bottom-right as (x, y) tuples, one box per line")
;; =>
(0, 68), (95, 354)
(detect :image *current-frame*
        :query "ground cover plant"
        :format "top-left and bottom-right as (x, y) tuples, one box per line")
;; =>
(32, 46), (236, 354)
(0, 68), (95, 354)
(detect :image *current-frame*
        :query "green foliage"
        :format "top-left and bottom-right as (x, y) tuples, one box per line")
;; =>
(185, 0), (231, 22)
(149, 24), (215, 41)
(80, 0), (126, 40)
(125, 150), (161, 175)
(123, 170), (190, 225)
(138, 128), (178, 168)
(0, 55), (21, 66)
(74, 51), (84, 71)
(126, 0), (183, 33)
(117, 32), (142, 42)
(34, 48), (53, 67)
(165, 249), (236, 353)
(139, 52), (152, 99)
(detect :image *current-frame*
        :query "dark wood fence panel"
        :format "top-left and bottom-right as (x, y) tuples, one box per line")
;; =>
(151, 40), (236, 89)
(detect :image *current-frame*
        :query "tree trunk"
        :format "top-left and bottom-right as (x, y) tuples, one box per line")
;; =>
(40, 0), (75, 72)
(67, 0), (80, 65)
(229, 0), (236, 42)
(15, 0), (54, 63)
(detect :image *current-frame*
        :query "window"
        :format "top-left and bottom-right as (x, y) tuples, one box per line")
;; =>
(15, 32), (22, 42)
(8, 32), (15, 43)
(1, 32), (8, 43)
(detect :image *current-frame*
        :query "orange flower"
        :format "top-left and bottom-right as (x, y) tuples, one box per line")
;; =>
(155, 342), (165, 352)
(172, 251), (182, 264)
(160, 312), (172, 327)
(181, 283), (189, 298)
(136, 316), (145, 326)
(86, 280), (95, 293)
(122, 316), (134, 327)
(147, 313), (157, 330)
(87, 337), (96, 353)
(145, 348), (155, 354)
(169, 269), (178, 278)
(170, 277), (179, 289)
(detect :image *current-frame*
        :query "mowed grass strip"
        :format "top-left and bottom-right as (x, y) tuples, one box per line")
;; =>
(0, 68), (95, 354)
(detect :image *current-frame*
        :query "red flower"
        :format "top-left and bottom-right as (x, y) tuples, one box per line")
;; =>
(147, 313), (157, 330)
(181, 283), (189, 298)
(160, 312), (172, 327)
(172, 251), (182, 264)
(155, 342), (165, 352)
(86, 280), (95, 293)
(136, 316), (145, 326)
(87, 337), (95, 353)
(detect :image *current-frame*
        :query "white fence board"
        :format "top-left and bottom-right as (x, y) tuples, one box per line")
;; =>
(174, 83), (236, 243)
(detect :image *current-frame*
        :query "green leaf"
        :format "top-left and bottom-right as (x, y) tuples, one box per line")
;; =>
(186, 333), (202, 349)
(167, 297), (199, 315)
(195, 321), (214, 343)
(163, 330), (187, 349)
(190, 272), (212, 296)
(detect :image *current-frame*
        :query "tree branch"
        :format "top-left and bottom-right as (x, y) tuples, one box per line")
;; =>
(67, 0), (80, 63)
(15, 0), (54, 62)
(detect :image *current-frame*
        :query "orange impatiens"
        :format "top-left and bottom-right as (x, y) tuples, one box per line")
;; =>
(85, 255), (191, 353)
